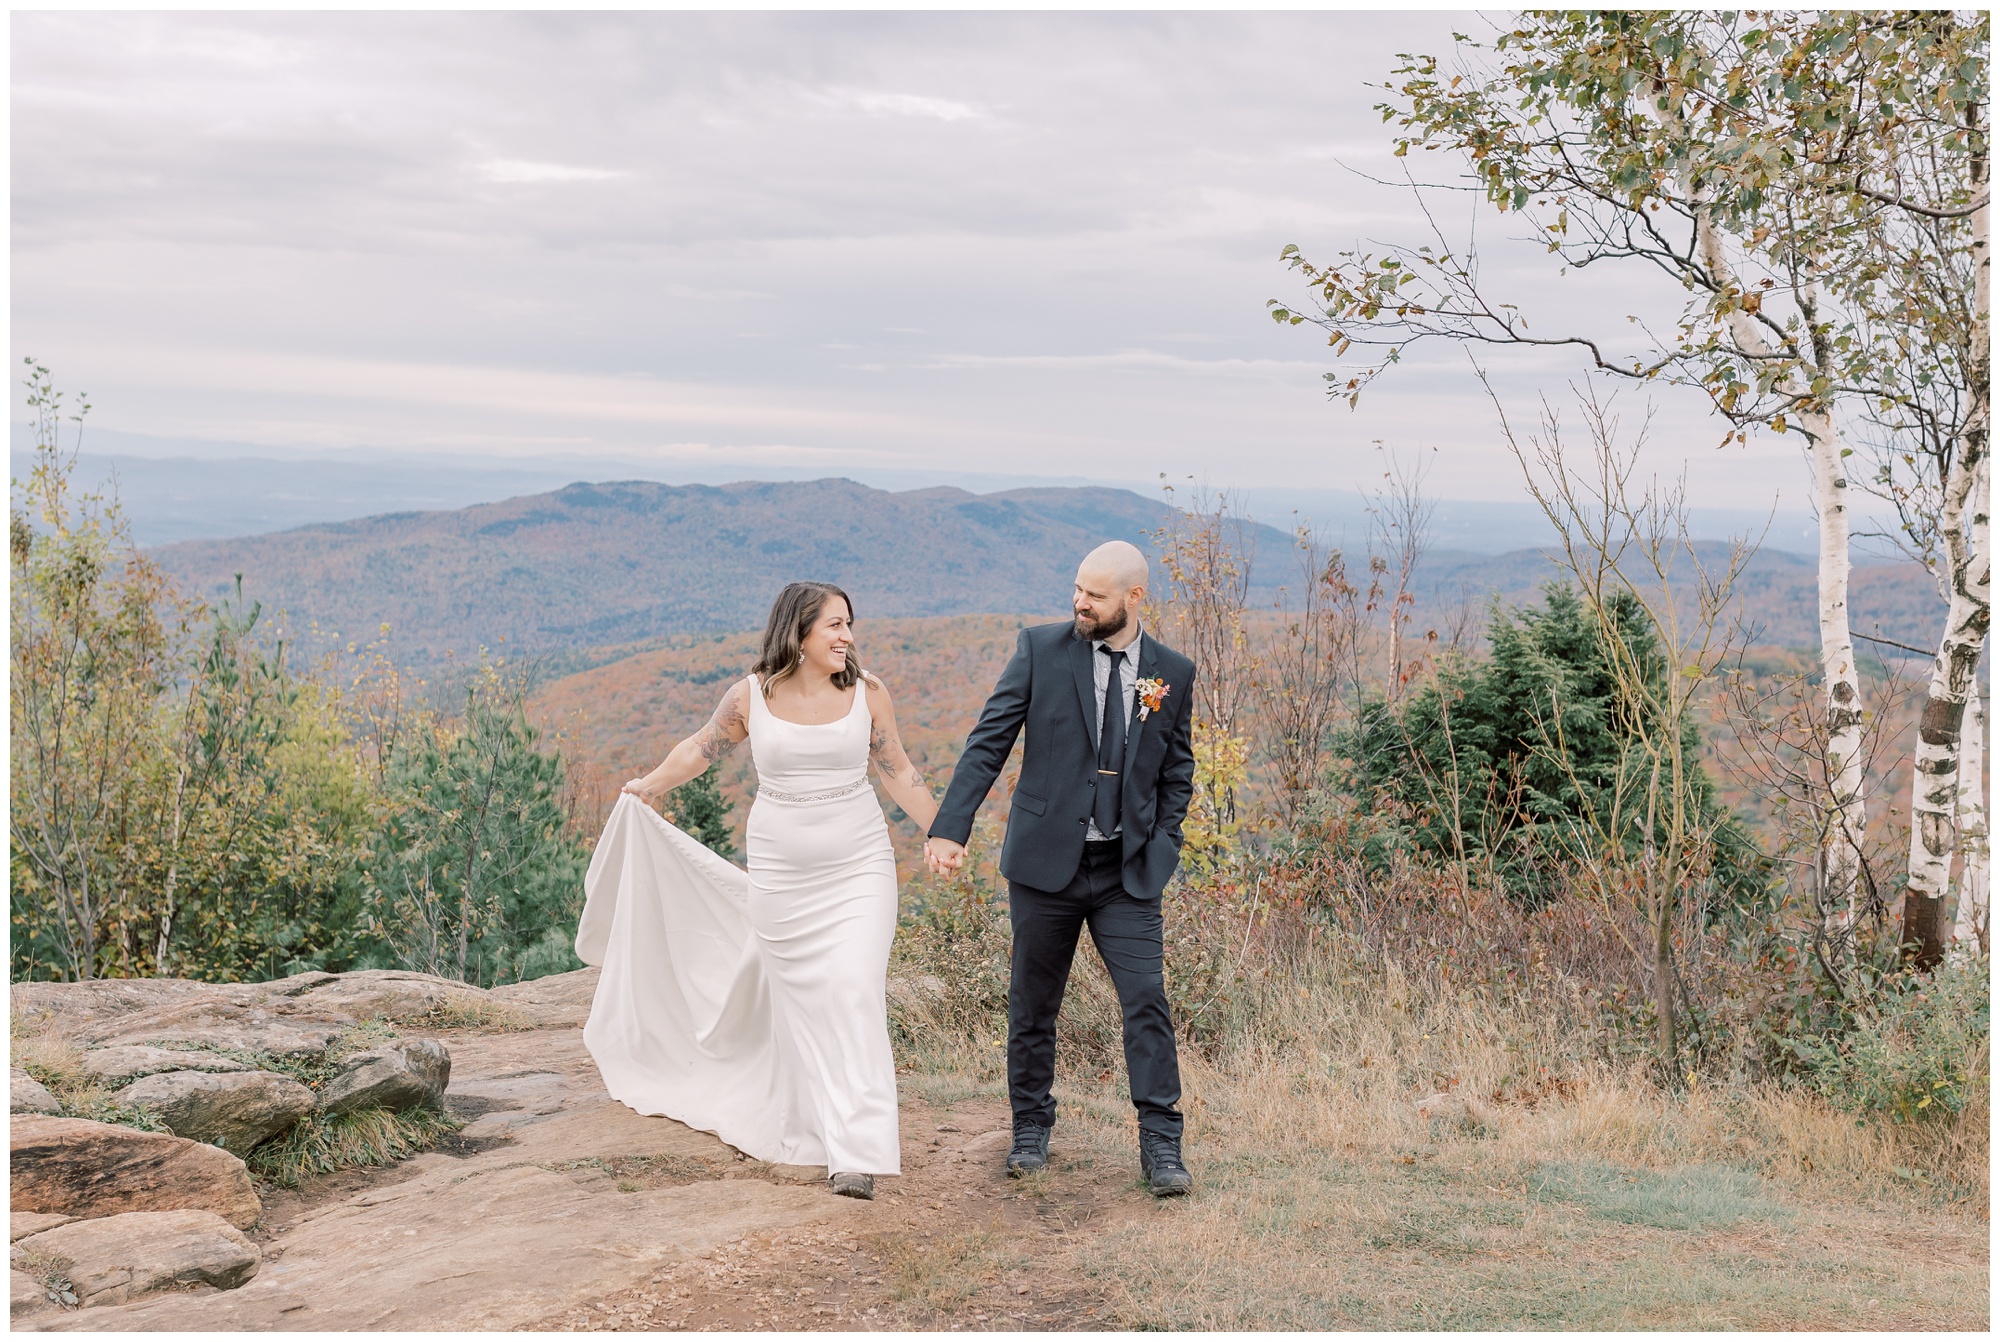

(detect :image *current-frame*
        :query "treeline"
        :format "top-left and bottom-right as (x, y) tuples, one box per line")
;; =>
(1145, 407), (1984, 1090)
(8, 371), (727, 986)
(1268, 10), (1989, 967)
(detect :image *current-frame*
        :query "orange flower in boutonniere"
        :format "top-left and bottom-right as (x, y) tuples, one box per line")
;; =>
(1135, 677), (1170, 721)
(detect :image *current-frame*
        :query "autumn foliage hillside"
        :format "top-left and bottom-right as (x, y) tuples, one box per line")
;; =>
(529, 613), (1050, 879)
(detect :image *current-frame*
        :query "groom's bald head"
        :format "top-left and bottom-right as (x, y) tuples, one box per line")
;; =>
(1080, 541), (1149, 594)
(1073, 541), (1148, 642)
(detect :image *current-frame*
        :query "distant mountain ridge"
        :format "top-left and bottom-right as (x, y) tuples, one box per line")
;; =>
(150, 476), (1943, 669)
(152, 477), (1293, 666)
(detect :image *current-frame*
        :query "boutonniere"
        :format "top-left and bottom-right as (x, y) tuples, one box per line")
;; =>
(1135, 677), (1170, 721)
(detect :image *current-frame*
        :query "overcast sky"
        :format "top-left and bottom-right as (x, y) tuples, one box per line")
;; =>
(13, 9), (1829, 511)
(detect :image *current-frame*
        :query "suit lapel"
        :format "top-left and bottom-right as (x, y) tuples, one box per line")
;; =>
(1122, 633), (1159, 774)
(1069, 631), (1099, 746)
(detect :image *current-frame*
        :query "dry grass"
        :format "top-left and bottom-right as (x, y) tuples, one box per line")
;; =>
(871, 1226), (1020, 1311)
(1100, 959), (1983, 1329)
(12, 1020), (91, 1093)
(247, 1104), (464, 1188)
(890, 882), (1990, 1331)
(9, 1016), (171, 1132)
(537, 1153), (723, 1190)
(418, 991), (535, 1033)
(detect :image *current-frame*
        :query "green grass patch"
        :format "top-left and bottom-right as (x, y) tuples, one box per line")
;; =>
(65, 1094), (173, 1133)
(247, 1103), (463, 1188)
(1524, 1160), (1787, 1231)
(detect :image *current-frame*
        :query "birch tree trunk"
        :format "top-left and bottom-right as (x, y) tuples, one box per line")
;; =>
(1950, 688), (1989, 954)
(1801, 408), (1871, 927)
(1694, 211), (1870, 925)
(1903, 447), (1992, 964)
(1902, 134), (1990, 966)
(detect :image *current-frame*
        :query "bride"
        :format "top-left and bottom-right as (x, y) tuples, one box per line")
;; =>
(574, 581), (940, 1200)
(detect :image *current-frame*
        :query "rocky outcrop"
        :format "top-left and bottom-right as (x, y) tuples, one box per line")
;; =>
(11, 1069), (61, 1116)
(488, 966), (598, 1028)
(9, 978), (216, 1029)
(12, 1268), (58, 1319)
(271, 970), (458, 1022)
(5, 999), (903, 1332)
(10, 1210), (259, 1307)
(319, 1039), (451, 1115)
(9, 1118), (261, 1230)
(87, 1015), (346, 1061)
(79, 1046), (252, 1085)
(887, 974), (947, 1014)
(22, 971), (482, 1060)
(10, 1215), (73, 1244)
(118, 1071), (316, 1153)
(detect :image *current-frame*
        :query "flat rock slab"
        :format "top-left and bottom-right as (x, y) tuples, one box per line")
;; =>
(11, 1209), (259, 1308)
(11, 974), (868, 1332)
(12, 1268), (56, 1320)
(86, 1016), (347, 1061)
(10, 1117), (262, 1230)
(276, 972), (459, 1023)
(117, 1071), (315, 1154)
(488, 967), (598, 1028)
(79, 1047), (253, 1085)
(10, 980), (220, 1032)
(12, 1068), (61, 1115)
(26, 1163), (843, 1331)
(11, 1215), (75, 1243)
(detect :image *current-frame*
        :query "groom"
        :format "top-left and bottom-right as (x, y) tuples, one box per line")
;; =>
(924, 540), (1198, 1196)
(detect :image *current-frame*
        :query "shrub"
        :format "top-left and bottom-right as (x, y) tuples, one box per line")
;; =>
(1330, 584), (1768, 906)
(888, 875), (1011, 1059)
(664, 763), (736, 860)
(1794, 955), (1991, 1124)
(362, 672), (590, 987)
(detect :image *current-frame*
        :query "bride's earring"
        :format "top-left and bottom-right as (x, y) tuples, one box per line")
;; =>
(795, 649), (805, 667)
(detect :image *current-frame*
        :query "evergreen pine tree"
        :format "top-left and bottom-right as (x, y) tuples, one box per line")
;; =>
(666, 764), (737, 860)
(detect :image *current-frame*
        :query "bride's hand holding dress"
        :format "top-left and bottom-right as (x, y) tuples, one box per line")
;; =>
(576, 584), (938, 1196)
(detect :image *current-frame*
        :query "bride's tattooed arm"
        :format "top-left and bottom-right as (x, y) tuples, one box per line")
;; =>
(862, 673), (941, 830)
(868, 721), (927, 790)
(693, 687), (750, 764)
(622, 681), (750, 801)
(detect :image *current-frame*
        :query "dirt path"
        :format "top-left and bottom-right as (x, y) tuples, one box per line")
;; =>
(540, 1090), (1156, 1332)
(21, 976), (1157, 1333)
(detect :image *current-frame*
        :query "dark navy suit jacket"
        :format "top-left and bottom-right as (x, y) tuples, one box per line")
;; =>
(930, 621), (1197, 901)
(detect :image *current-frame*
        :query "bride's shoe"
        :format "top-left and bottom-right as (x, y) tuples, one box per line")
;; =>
(829, 1172), (875, 1200)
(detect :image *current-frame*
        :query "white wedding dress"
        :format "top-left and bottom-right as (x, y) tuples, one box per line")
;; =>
(575, 675), (902, 1174)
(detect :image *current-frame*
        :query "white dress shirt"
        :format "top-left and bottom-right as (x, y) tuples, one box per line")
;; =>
(1086, 626), (1142, 841)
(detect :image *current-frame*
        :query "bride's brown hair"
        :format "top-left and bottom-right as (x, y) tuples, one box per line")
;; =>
(753, 582), (863, 697)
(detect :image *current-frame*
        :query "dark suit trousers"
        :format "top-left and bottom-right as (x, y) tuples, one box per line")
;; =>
(1007, 840), (1183, 1142)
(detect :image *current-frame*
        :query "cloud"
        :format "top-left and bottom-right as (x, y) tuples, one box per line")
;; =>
(473, 158), (630, 184)
(10, 11), (1795, 509)
(920, 350), (1325, 378)
(821, 88), (986, 122)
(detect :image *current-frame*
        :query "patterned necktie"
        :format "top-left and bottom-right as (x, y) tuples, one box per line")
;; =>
(1094, 646), (1127, 838)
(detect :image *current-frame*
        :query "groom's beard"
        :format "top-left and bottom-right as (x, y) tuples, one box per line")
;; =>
(1073, 601), (1129, 642)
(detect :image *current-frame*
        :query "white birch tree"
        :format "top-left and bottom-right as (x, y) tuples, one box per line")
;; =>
(1949, 690), (1989, 953)
(1269, 11), (1987, 950)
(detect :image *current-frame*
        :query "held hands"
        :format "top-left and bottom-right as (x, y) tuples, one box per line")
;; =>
(923, 836), (967, 878)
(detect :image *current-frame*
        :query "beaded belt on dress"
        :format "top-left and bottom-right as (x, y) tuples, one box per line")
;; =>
(756, 778), (870, 804)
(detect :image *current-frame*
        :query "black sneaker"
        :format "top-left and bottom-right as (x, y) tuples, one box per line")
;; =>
(1138, 1132), (1193, 1197)
(1006, 1122), (1051, 1176)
